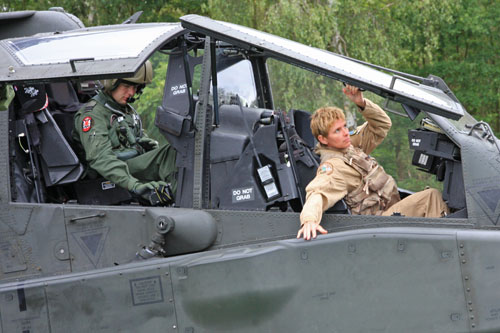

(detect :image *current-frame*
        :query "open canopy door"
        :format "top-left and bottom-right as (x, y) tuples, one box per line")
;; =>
(181, 15), (464, 120)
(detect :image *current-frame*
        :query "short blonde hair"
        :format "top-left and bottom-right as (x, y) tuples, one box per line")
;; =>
(310, 106), (345, 139)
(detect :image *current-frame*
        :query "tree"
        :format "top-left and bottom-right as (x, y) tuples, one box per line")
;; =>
(1, 0), (207, 26)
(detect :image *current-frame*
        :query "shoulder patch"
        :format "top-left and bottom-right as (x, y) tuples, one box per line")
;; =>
(317, 162), (334, 175)
(82, 116), (93, 132)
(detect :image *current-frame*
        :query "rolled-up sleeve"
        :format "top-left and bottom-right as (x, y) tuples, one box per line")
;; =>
(350, 98), (391, 154)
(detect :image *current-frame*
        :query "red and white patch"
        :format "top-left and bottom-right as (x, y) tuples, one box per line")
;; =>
(82, 116), (92, 132)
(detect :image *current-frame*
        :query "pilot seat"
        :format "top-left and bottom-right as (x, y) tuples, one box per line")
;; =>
(10, 82), (132, 205)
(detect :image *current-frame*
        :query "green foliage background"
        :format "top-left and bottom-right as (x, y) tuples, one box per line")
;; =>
(3, 0), (498, 191)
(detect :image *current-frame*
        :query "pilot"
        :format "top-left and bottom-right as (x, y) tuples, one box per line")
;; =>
(73, 60), (177, 205)
(297, 85), (449, 240)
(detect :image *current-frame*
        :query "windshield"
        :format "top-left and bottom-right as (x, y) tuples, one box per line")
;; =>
(210, 59), (258, 108)
(447, 110), (477, 131)
(430, 107), (477, 133)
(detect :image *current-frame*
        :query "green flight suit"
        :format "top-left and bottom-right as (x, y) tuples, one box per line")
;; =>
(0, 85), (14, 111)
(73, 91), (177, 193)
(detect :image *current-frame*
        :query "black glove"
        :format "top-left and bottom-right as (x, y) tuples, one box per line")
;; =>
(132, 181), (174, 206)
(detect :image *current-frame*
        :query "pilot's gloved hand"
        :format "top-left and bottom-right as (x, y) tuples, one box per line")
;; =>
(131, 181), (174, 206)
(131, 181), (156, 197)
(138, 137), (159, 151)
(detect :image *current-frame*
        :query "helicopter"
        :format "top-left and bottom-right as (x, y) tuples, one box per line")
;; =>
(0, 9), (499, 333)
(0, 7), (85, 40)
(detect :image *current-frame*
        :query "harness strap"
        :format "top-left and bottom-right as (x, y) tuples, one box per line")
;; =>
(335, 146), (399, 215)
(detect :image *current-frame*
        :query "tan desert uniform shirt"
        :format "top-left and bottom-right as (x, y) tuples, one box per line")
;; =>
(300, 99), (391, 225)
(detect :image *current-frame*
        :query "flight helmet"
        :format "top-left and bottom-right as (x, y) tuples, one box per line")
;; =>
(102, 60), (153, 100)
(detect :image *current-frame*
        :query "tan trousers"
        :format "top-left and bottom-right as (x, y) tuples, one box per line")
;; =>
(382, 188), (449, 218)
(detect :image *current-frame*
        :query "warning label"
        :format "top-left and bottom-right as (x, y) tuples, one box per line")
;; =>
(130, 276), (164, 306)
(232, 187), (255, 203)
(171, 83), (187, 96)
